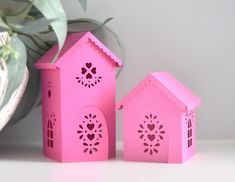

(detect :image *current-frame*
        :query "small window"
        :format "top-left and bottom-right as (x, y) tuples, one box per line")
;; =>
(46, 113), (56, 148)
(186, 111), (194, 148)
(47, 119), (53, 148)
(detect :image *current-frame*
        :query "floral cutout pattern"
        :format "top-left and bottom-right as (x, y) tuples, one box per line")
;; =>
(76, 62), (102, 88)
(77, 113), (103, 154)
(185, 110), (194, 148)
(46, 112), (56, 148)
(138, 114), (166, 155)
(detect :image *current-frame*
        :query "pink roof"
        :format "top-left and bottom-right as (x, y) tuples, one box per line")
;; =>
(118, 72), (201, 111)
(35, 32), (122, 69)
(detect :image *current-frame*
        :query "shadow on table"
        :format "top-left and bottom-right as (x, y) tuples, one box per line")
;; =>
(0, 144), (54, 163)
(0, 144), (124, 163)
(116, 148), (123, 160)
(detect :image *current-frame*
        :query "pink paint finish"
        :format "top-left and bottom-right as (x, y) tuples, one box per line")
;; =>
(35, 32), (122, 162)
(118, 72), (201, 163)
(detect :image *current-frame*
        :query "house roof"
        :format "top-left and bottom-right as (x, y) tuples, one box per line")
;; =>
(117, 72), (201, 111)
(35, 32), (122, 69)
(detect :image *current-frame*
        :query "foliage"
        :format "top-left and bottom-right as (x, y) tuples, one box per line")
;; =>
(0, 0), (86, 112)
(0, 0), (87, 60)
(0, 35), (27, 110)
(0, 0), (122, 126)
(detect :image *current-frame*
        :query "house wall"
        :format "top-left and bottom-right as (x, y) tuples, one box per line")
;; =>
(60, 40), (116, 161)
(122, 80), (183, 163)
(40, 69), (62, 161)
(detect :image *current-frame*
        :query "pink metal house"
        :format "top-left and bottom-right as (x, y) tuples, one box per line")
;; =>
(117, 72), (201, 163)
(35, 32), (122, 162)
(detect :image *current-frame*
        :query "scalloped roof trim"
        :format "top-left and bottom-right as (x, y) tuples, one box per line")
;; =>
(117, 72), (201, 111)
(35, 32), (122, 69)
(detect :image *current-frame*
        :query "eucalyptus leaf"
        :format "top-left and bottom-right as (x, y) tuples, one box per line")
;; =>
(0, 17), (9, 30)
(0, 66), (28, 131)
(78, 0), (87, 12)
(6, 31), (44, 125)
(0, 0), (28, 15)
(8, 49), (40, 125)
(67, 17), (113, 33)
(28, 6), (44, 19)
(4, 1), (33, 25)
(18, 18), (54, 35)
(91, 17), (113, 33)
(33, 0), (67, 63)
(0, 36), (27, 110)
(0, 0), (32, 24)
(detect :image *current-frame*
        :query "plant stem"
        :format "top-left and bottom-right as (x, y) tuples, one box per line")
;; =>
(67, 18), (113, 33)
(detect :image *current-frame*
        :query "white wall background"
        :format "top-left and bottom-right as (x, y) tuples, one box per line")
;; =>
(0, 0), (234, 144)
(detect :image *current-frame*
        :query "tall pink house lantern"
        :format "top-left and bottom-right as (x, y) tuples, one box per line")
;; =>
(35, 32), (122, 162)
(117, 72), (201, 163)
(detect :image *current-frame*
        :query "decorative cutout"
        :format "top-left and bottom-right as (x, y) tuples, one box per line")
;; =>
(46, 112), (56, 148)
(48, 82), (52, 98)
(138, 114), (165, 155)
(76, 62), (102, 88)
(185, 110), (194, 148)
(77, 113), (103, 154)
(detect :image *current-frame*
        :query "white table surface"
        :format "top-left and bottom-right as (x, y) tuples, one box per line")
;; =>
(0, 140), (234, 182)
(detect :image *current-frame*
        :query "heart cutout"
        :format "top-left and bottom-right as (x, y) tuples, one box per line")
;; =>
(48, 90), (51, 98)
(147, 124), (155, 131)
(87, 134), (95, 141)
(91, 67), (96, 74)
(87, 123), (94, 130)
(81, 67), (87, 74)
(147, 134), (155, 141)
(86, 73), (92, 79)
(86, 63), (92, 68)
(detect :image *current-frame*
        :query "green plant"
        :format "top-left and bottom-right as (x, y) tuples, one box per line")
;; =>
(0, 0), (87, 127)
(0, 0), (123, 128)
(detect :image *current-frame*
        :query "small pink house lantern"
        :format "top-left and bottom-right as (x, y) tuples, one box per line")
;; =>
(35, 32), (122, 162)
(117, 72), (201, 163)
